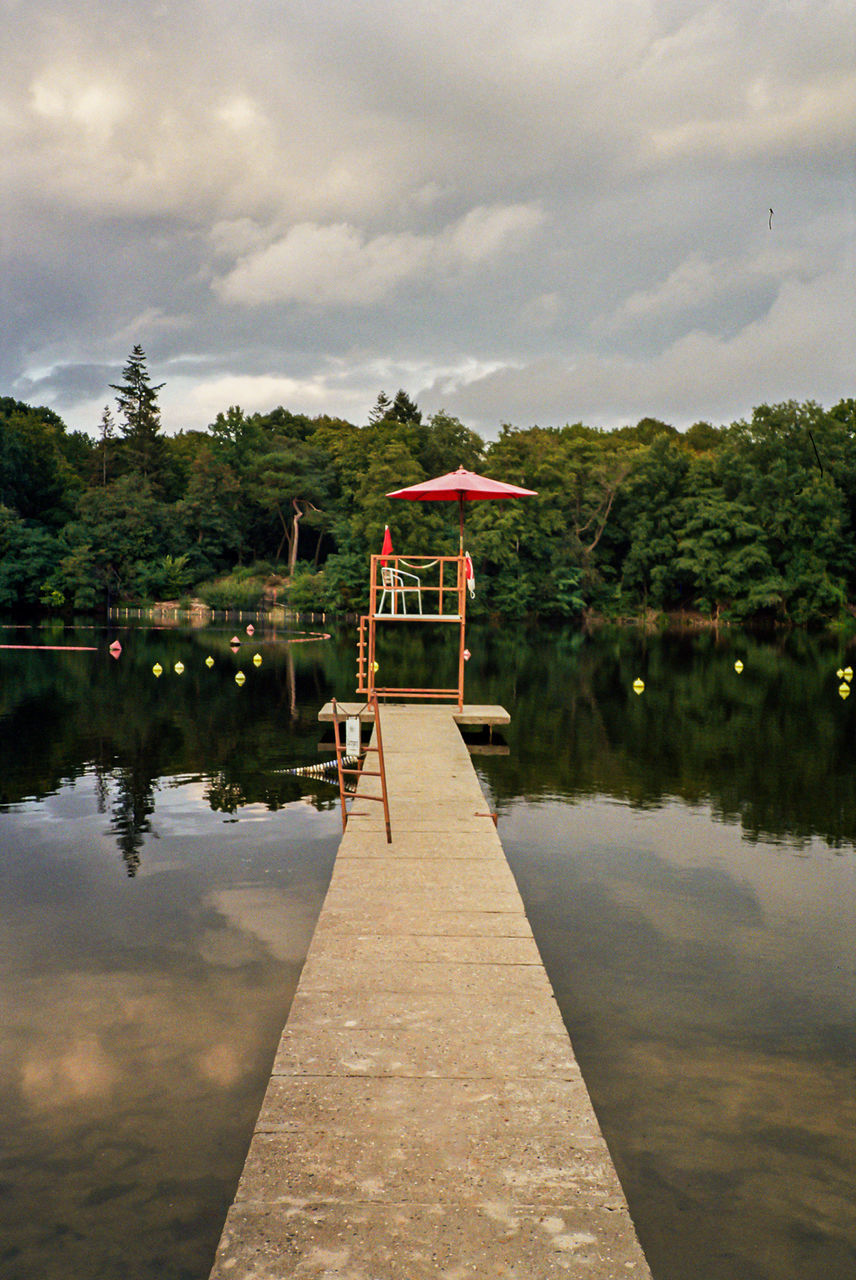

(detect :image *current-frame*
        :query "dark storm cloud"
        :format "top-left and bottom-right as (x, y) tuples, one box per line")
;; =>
(16, 362), (116, 408)
(2, 0), (853, 434)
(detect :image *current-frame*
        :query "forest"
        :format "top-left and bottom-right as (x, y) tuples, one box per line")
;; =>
(1, 345), (854, 625)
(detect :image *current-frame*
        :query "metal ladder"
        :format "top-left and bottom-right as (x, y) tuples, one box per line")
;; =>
(330, 692), (391, 843)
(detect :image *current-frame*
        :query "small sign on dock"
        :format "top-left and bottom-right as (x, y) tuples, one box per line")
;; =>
(345, 715), (361, 756)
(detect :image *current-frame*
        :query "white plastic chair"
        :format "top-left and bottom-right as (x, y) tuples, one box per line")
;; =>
(378, 565), (422, 614)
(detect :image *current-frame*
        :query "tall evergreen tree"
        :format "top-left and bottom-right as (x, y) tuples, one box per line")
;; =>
(110, 345), (165, 482)
(367, 388), (422, 427)
(367, 391), (392, 424)
(391, 389), (422, 425)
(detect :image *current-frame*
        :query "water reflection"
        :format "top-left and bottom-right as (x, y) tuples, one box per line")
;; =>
(0, 773), (340, 1280)
(465, 624), (856, 847)
(0, 620), (854, 1280)
(480, 788), (855, 1279)
(0, 623), (347, 1279)
(467, 625), (856, 1279)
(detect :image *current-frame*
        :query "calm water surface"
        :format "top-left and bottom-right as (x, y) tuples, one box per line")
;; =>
(0, 620), (853, 1280)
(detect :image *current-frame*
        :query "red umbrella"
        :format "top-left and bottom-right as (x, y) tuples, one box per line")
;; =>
(386, 466), (537, 551)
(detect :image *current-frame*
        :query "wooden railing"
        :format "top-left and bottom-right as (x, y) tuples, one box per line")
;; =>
(369, 554), (466, 620)
(358, 554), (468, 707)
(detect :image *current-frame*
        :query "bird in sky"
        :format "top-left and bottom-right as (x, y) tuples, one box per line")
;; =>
(769, 208), (774, 230)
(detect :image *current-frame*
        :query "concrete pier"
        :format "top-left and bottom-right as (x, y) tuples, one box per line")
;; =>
(209, 705), (652, 1279)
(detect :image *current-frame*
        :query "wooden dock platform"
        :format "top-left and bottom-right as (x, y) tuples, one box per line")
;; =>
(318, 701), (511, 727)
(209, 704), (651, 1279)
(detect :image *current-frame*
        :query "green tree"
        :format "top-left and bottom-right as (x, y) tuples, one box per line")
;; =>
(54, 476), (173, 607)
(416, 411), (484, 477)
(475, 423), (637, 614)
(684, 421), (724, 454)
(0, 505), (62, 609)
(110, 345), (166, 483)
(618, 436), (690, 610)
(674, 458), (784, 620)
(367, 391), (393, 423)
(177, 445), (245, 572)
(367, 389), (422, 427)
(390, 389), (422, 426)
(97, 404), (116, 486)
(354, 438), (427, 551)
(208, 405), (264, 468)
(0, 397), (77, 524)
(245, 441), (331, 575)
(719, 402), (852, 621)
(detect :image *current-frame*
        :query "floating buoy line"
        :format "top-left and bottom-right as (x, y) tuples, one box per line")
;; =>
(143, 630), (332, 680)
(619, 659), (854, 704)
(0, 644), (98, 651)
(7, 631), (853, 708)
(284, 756), (360, 778)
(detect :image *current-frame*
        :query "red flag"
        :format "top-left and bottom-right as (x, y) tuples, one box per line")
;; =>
(380, 525), (393, 565)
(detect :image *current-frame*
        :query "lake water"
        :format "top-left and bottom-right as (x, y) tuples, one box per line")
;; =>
(0, 619), (853, 1280)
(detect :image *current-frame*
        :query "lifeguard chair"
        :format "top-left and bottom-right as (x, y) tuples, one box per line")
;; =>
(377, 564), (423, 615)
(357, 553), (468, 709)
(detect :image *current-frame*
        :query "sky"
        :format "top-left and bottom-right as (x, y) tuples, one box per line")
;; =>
(2, 0), (854, 439)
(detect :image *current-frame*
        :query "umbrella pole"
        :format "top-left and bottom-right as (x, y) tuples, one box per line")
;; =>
(459, 495), (464, 554)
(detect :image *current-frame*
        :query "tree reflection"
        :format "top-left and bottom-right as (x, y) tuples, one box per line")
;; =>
(109, 766), (155, 876)
(2, 621), (854, 855)
(205, 773), (246, 813)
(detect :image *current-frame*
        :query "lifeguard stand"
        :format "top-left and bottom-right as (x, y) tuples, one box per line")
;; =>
(356, 553), (468, 709)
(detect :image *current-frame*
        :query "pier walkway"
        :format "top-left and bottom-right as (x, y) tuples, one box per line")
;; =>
(209, 704), (651, 1279)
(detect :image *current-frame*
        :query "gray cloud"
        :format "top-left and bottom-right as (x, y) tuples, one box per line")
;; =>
(2, 0), (853, 434)
(16, 362), (116, 409)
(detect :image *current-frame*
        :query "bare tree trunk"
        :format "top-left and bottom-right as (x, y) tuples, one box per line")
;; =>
(289, 501), (303, 579)
(287, 647), (297, 721)
(289, 499), (320, 579)
(274, 502), (291, 564)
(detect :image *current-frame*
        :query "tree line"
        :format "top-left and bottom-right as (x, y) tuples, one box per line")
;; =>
(1, 345), (854, 624)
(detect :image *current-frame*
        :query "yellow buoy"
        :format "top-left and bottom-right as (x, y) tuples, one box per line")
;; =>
(235, 671), (246, 686)
(205, 655), (214, 668)
(844, 666), (853, 682)
(734, 659), (744, 674)
(174, 661), (185, 674)
(836, 668), (844, 680)
(253, 653), (262, 667)
(152, 662), (163, 677)
(372, 661), (379, 673)
(839, 682), (851, 700)
(633, 677), (645, 695)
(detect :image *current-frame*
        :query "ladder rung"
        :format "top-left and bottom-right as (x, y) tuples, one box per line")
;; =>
(331, 690), (390, 842)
